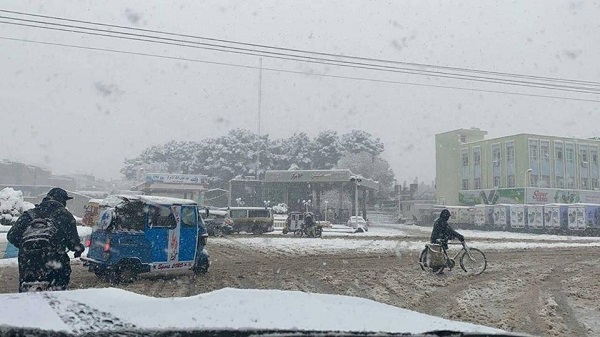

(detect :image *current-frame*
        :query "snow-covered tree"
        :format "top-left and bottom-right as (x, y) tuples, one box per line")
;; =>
(339, 130), (384, 157)
(275, 132), (313, 170)
(121, 129), (393, 192)
(412, 182), (436, 200)
(310, 130), (342, 169)
(336, 152), (395, 197)
(199, 129), (273, 186)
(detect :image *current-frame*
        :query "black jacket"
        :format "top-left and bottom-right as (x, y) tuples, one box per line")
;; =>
(7, 197), (82, 254)
(430, 217), (464, 248)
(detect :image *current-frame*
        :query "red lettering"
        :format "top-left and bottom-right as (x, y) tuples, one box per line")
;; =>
(532, 190), (548, 203)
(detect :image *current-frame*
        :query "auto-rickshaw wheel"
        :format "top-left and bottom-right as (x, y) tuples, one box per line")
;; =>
(94, 269), (109, 281)
(110, 262), (139, 284)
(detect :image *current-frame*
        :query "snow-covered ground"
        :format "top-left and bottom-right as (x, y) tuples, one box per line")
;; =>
(0, 287), (505, 334)
(214, 236), (600, 256)
(220, 223), (600, 256)
(389, 223), (600, 241)
(322, 223), (600, 241)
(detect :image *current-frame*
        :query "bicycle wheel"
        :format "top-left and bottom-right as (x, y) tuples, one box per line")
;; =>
(459, 248), (487, 275)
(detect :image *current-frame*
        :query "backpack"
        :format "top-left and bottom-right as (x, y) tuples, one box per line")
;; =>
(20, 210), (59, 252)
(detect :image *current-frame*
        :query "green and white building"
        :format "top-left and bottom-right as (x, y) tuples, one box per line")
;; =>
(435, 128), (600, 206)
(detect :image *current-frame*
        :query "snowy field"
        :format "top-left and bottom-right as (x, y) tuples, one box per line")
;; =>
(0, 287), (505, 334)
(214, 236), (600, 256)
(226, 223), (600, 256)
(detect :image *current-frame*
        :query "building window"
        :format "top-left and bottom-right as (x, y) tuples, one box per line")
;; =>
(555, 142), (564, 186)
(462, 152), (469, 166)
(567, 177), (575, 189)
(541, 143), (549, 160)
(593, 178), (599, 189)
(462, 179), (469, 190)
(507, 175), (515, 187)
(474, 178), (481, 189)
(556, 147), (563, 161)
(541, 175), (550, 188)
(530, 174), (539, 187)
(460, 135), (466, 143)
(566, 148), (575, 163)
(581, 152), (588, 164)
(493, 176), (500, 188)
(473, 149), (481, 165)
(592, 151), (598, 165)
(581, 178), (589, 190)
(506, 143), (515, 163)
(492, 145), (501, 163)
(529, 142), (538, 161)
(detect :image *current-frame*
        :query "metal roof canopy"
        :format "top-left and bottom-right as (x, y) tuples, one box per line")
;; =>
(264, 169), (379, 190)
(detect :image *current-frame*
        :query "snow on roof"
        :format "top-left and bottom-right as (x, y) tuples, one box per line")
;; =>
(138, 195), (196, 206)
(0, 288), (504, 334)
(99, 195), (196, 207)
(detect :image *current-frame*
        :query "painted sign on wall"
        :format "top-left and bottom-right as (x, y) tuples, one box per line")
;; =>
(525, 188), (600, 204)
(459, 188), (525, 206)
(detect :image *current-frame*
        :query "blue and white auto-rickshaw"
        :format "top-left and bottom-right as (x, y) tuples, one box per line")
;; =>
(81, 195), (210, 283)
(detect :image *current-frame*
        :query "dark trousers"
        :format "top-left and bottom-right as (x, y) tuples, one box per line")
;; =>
(18, 250), (71, 292)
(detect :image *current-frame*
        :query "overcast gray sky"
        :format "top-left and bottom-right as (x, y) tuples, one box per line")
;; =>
(0, 0), (599, 184)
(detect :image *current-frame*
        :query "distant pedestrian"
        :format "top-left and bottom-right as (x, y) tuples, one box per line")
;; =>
(7, 188), (84, 292)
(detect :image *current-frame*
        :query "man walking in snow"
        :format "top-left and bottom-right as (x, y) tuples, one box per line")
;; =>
(8, 187), (85, 292)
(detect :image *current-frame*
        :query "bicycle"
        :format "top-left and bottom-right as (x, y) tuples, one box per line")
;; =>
(419, 239), (487, 275)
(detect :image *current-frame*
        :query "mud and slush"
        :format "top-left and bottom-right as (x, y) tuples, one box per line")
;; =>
(1, 235), (598, 337)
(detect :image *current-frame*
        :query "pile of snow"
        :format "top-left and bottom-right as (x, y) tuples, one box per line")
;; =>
(0, 288), (505, 334)
(0, 188), (34, 225)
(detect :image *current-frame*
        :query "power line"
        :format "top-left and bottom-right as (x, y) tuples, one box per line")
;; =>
(2, 14), (600, 93)
(2, 36), (599, 103)
(2, 17), (600, 95)
(2, 8), (599, 88)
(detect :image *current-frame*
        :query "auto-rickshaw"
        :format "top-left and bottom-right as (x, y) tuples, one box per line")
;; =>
(81, 195), (210, 283)
(283, 211), (322, 237)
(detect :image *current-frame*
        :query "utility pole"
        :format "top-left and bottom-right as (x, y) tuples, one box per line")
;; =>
(257, 57), (263, 136)
(256, 58), (263, 179)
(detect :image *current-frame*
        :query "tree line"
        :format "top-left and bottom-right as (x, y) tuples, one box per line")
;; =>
(121, 129), (395, 196)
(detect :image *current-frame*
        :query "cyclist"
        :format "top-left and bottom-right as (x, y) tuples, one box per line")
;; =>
(303, 212), (316, 237)
(430, 209), (465, 249)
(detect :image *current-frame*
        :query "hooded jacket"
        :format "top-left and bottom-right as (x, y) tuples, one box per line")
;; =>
(430, 210), (464, 248)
